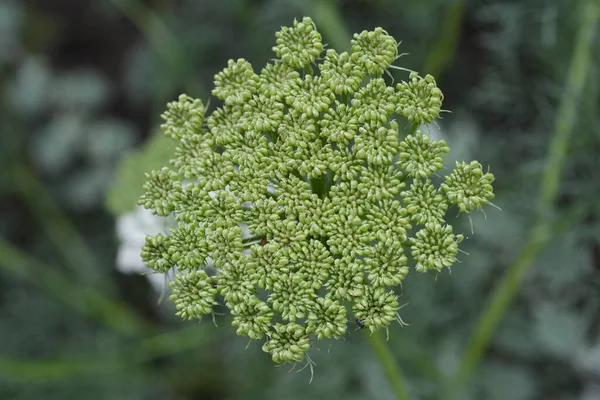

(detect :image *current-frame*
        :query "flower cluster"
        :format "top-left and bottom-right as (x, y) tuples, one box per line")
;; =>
(138, 17), (495, 366)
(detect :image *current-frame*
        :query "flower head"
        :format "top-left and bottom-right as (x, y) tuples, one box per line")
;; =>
(442, 161), (495, 212)
(137, 17), (495, 367)
(273, 17), (323, 69)
(396, 72), (444, 124)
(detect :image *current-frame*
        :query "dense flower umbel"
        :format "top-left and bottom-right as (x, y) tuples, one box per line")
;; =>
(138, 17), (495, 366)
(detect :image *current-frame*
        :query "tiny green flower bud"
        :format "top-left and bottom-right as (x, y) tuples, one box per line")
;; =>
(398, 130), (450, 178)
(442, 161), (496, 212)
(262, 323), (311, 364)
(138, 167), (182, 216)
(396, 72), (444, 124)
(306, 297), (348, 339)
(161, 94), (205, 140)
(410, 223), (464, 273)
(319, 49), (365, 95)
(212, 58), (259, 105)
(230, 295), (274, 340)
(353, 287), (400, 333)
(350, 27), (398, 76)
(140, 233), (173, 273)
(273, 17), (323, 69)
(401, 178), (448, 225)
(169, 270), (218, 320)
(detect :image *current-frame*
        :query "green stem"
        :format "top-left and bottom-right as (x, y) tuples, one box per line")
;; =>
(0, 324), (217, 382)
(455, 0), (599, 391)
(365, 330), (410, 400)
(398, 122), (420, 144)
(0, 239), (150, 337)
(303, 0), (352, 52)
(341, 93), (350, 106)
(12, 165), (113, 293)
(310, 174), (325, 198)
(109, 0), (181, 69)
(108, 0), (204, 98)
(423, 0), (466, 77)
(407, 122), (419, 136)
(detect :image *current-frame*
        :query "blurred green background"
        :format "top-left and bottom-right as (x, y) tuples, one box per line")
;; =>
(1, 0), (599, 399)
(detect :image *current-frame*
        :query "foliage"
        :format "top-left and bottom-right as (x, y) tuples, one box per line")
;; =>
(0, 0), (598, 399)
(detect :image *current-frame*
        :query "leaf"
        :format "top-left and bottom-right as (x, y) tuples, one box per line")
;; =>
(534, 230), (591, 293)
(534, 305), (586, 359)
(50, 69), (112, 111)
(493, 307), (539, 359)
(478, 362), (537, 400)
(105, 131), (174, 216)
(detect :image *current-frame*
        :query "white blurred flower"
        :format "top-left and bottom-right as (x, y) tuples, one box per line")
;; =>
(116, 197), (252, 292)
(116, 206), (171, 291)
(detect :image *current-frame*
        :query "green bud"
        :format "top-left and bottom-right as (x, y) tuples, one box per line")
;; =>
(396, 72), (443, 124)
(212, 58), (259, 105)
(442, 161), (495, 212)
(410, 223), (464, 273)
(398, 130), (450, 178)
(350, 27), (398, 76)
(169, 270), (218, 320)
(262, 323), (311, 364)
(273, 17), (323, 69)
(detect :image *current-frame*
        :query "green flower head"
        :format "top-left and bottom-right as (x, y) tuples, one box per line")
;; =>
(138, 17), (495, 367)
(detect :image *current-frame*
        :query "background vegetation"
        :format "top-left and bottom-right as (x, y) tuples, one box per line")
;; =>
(0, 0), (599, 399)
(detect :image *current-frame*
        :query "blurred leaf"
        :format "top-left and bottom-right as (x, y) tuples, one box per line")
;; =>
(8, 56), (52, 115)
(30, 114), (85, 176)
(0, 0), (23, 63)
(534, 305), (586, 358)
(0, 239), (149, 337)
(534, 230), (592, 293)
(106, 131), (174, 216)
(50, 70), (112, 112)
(123, 43), (160, 107)
(84, 118), (136, 164)
(61, 166), (114, 211)
(576, 344), (600, 376)
(477, 362), (537, 400)
(493, 308), (539, 359)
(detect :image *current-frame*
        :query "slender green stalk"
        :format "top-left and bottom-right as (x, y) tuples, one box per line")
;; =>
(12, 165), (112, 292)
(303, 0), (352, 52)
(0, 239), (150, 337)
(365, 330), (410, 400)
(408, 122), (420, 136)
(455, 0), (599, 390)
(108, 0), (205, 101)
(109, 0), (183, 69)
(423, 0), (466, 77)
(0, 324), (217, 382)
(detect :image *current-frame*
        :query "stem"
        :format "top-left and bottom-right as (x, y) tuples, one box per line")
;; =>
(407, 122), (419, 136)
(341, 93), (350, 106)
(397, 122), (420, 145)
(455, 0), (599, 391)
(365, 330), (410, 400)
(310, 174), (325, 198)
(0, 239), (150, 337)
(302, 0), (352, 52)
(423, 0), (466, 77)
(0, 324), (218, 382)
(108, 0), (204, 101)
(12, 165), (113, 293)
(242, 234), (263, 244)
